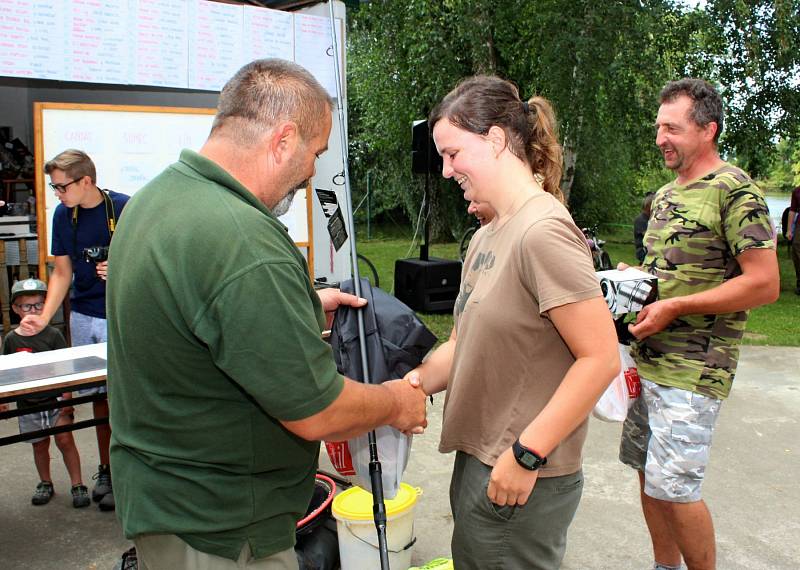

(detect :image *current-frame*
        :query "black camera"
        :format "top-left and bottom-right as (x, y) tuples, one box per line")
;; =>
(83, 246), (109, 264)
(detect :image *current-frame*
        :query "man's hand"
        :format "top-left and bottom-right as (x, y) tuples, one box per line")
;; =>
(317, 288), (367, 312)
(317, 288), (367, 329)
(383, 378), (428, 434)
(96, 260), (108, 281)
(788, 229), (794, 241)
(487, 447), (539, 506)
(17, 314), (48, 337)
(628, 298), (680, 340)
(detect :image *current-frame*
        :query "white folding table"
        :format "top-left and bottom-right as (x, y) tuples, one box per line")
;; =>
(0, 343), (107, 446)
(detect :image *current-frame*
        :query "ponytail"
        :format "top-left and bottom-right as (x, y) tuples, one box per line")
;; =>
(525, 97), (564, 203)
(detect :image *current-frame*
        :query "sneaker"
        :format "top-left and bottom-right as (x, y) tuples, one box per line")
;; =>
(92, 464), (112, 502)
(98, 489), (116, 512)
(71, 484), (90, 508)
(31, 481), (54, 506)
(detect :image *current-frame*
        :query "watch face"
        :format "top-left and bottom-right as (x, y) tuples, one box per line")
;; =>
(520, 452), (538, 469)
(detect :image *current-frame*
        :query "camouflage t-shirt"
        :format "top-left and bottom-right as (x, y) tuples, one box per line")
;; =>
(633, 163), (774, 399)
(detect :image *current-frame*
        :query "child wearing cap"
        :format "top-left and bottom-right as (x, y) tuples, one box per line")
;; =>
(2, 278), (90, 508)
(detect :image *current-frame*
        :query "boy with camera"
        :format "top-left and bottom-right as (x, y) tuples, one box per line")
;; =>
(3, 278), (90, 508)
(17, 149), (129, 511)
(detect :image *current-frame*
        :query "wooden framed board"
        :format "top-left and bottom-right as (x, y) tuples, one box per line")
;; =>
(33, 102), (313, 278)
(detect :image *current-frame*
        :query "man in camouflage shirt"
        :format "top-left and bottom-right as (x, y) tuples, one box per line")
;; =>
(619, 79), (779, 570)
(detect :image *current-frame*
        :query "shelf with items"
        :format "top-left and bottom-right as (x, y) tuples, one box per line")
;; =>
(2, 178), (35, 209)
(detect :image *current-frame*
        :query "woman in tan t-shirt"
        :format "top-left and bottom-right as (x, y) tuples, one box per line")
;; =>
(408, 75), (620, 569)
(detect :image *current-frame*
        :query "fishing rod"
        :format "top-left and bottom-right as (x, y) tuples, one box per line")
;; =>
(327, 2), (391, 568)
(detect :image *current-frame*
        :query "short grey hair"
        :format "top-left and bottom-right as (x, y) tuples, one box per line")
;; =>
(210, 58), (334, 146)
(44, 149), (96, 183)
(660, 78), (724, 143)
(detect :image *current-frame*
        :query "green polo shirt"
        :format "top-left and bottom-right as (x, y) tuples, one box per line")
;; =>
(107, 150), (344, 560)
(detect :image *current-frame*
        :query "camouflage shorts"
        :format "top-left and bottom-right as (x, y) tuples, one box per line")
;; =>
(619, 378), (722, 503)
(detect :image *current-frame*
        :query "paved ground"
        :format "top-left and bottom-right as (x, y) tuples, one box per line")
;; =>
(1, 345), (798, 569)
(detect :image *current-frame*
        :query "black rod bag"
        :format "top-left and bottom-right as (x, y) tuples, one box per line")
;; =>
(329, 279), (437, 495)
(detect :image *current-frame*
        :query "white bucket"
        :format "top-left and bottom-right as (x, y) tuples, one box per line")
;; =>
(332, 483), (420, 570)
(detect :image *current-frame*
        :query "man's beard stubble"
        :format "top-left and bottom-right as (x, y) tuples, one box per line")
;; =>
(270, 177), (310, 217)
(270, 188), (297, 217)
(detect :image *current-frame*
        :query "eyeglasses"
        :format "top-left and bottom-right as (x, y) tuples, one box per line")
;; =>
(49, 178), (81, 193)
(13, 302), (44, 313)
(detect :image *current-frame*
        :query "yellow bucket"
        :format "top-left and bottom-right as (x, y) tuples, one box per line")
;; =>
(332, 483), (420, 570)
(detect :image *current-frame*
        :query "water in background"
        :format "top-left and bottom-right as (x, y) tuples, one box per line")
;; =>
(765, 194), (791, 234)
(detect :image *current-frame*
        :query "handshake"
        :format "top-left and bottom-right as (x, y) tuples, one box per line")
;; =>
(323, 368), (430, 497)
(382, 371), (429, 435)
(315, 286), (435, 441)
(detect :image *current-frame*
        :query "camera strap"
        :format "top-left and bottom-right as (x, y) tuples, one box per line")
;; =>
(71, 188), (117, 261)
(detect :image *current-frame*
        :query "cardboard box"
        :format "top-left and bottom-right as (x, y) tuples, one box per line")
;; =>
(596, 268), (658, 317)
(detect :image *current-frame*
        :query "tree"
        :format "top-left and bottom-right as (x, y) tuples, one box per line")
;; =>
(700, 0), (800, 177)
(489, 0), (703, 220)
(766, 136), (800, 192)
(345, 0), (798, 236)
(347, 0), (474, 239)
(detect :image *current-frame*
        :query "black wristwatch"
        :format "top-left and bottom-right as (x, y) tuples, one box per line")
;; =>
(512, 439), (547, 471)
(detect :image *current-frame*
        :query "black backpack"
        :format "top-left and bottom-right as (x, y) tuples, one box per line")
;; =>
(330, 279), (438, 384)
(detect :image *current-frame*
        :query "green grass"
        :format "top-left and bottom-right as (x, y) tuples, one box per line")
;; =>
(743, 243), (798, 346)
(353, 224), (799, 347)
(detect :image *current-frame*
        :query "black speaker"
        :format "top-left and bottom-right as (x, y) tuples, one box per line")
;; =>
(411, 120), (443, 175)
(394, 257), (462, 312)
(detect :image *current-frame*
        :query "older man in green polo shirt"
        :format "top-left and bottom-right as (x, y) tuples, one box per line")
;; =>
(106, 59), (427, 570)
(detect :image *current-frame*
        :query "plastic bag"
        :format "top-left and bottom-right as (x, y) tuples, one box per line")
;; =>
(592, 343), (641, 422)
(324, 427), (410, 499)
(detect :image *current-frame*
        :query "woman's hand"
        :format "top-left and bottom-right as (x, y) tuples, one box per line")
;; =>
(404, 369), (424, 392)
(487, 447), (539, 506)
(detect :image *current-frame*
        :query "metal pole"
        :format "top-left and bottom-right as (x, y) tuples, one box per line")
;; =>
(327, 3), (390, 568)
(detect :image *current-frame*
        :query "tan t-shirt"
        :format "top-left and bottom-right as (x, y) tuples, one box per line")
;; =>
(439, 193), (601, 477)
